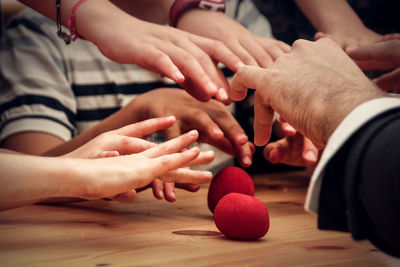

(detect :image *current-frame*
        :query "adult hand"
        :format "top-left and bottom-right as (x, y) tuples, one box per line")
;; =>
(131, 89), (254, 168)
(177, 9), (290, 68)
(230, 38), (385, 148)
(346, 39), (400, 92)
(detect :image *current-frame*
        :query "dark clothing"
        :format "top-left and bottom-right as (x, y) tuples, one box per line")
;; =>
(251, 0), (400, 44)
(319, 108), (400, 257)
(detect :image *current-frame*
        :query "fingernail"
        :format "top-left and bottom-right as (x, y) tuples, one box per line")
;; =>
(166, 115), (176, 121)
(284, 124), (296, 134)
(236, 61), (245, 69)
(217, 88), (228, 101)
(212, 127), (224, 137)
(242, 156), (252, 166)
(269, 149), (280, 164)
(170, 191), (176, 200)
(158, 190), (164, 200)
(188, 130), (198, 137)
(304, 151), (317, 162)
(207, 81), (218, 94)
(174, 71), (185, 82)
(204, 150), (215, 157)
(237, 133), (248, 144)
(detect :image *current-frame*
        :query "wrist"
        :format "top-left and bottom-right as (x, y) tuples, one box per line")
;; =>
(168, 0), (225, 27)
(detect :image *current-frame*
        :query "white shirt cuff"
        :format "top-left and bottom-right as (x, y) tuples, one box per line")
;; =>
(305, 97), (400, 213)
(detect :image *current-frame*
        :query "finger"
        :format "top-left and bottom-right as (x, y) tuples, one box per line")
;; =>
(176, 41), (231, 104)
(281, 122), (297, 137)
(276, 40), (291, 54)
(373, 68), (400, 92)
(346, 41), (400, 65)
(165, 43), (218, 101)
(263, 142), (283, 164)
(163, 122), (182, 140)
(163, 183), (176, 202)
(151, 179), (164, 200)
(230, 65), (265, 101)
(223, 40), (259, 66)
(112, 190), (137, 203)
(214, 69), (231, 105)
(96, 151), (120, 158)
(158, 167), (213, 184)
(379, 33), (400, 42)
(111, 136), (155, 155)
(140, 130), (199, 158)
(175, 183), (200, 192)
(235, 141), (253, 168)
(194, 36), (244, 72)
(184, 150), (215, 167)
(354, 60), (397, 70)
(203, 136), (235, 156)
(212, 113), (248, 147)
(302, 137), (319, 165)
(254, 92), (274, 146)
(314, 32), (330, 41)
(142, 47), (185, 84)
(185, 109), (224, 142)
(256, 38), (291, 60)
(116, 116), (176, 138)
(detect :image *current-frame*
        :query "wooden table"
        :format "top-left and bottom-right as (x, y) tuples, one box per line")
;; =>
(0, 170), (399, 266)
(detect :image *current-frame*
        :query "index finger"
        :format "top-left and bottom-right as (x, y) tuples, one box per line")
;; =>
(230, 65), (265, 101)
(116, 116), (176, 138)
(254, 91), (274, 146)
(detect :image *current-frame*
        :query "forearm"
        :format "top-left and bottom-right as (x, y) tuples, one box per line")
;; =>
(45, 104), (140, 156)
(295, 0), (364, 34)
(17, 0), (138, 47)
(0, 153), (79, 210)
(318, 108), (400, 257)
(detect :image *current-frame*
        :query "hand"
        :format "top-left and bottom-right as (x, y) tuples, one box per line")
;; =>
(346, 39), (400, 92)
(265, 132), (319, 166)
(89, 11), (243, 104)
(314, 27), (381, 51)
(72, 131), (213, 201)
(230, 38), (385, 148)
(131, 89), (254, 167)
(64, 117), (215, 202)
(177, 9), (290, 68)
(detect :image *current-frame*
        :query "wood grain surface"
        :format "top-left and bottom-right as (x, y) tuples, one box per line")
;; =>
(0, 170), (399, 267)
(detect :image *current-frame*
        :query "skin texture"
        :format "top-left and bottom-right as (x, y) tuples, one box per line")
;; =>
(230, 38), (386, 150)
(0, 118), (214, 211)
(18, 0), (243, 104)
(346, 39), (400, 92)
(176, 8), (290, 68)
(2, 89), (250, 201)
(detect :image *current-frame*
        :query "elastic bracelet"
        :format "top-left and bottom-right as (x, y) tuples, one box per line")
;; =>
(169, 0), (226, 27)
(56, 0), (88, 44)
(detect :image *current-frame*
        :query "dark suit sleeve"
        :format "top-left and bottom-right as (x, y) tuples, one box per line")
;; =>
(317, 108), (400, 257)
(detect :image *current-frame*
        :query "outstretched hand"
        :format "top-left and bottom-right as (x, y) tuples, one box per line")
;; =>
(230, 38), (385, 148)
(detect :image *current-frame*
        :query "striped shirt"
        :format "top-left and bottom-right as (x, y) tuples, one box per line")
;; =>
(0, 0), (272, 143)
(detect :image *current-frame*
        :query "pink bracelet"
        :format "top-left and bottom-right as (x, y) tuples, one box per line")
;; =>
(68, 0), (89, 42)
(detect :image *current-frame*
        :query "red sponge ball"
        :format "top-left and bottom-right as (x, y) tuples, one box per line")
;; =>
(207, 166), (254, 213)
(214, 193), (269, 240)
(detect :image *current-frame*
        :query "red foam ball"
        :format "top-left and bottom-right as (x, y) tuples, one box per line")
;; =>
(207, 166), (254, 213)
(214, 193), (270, 240)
